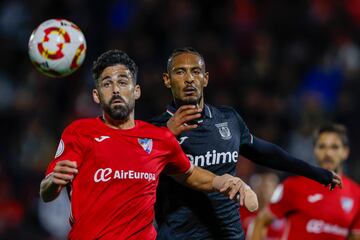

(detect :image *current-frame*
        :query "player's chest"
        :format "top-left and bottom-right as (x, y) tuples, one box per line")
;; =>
(86, 133), (160, 172)
(179, 120), (241, 154)
(297, 189), (358, 225)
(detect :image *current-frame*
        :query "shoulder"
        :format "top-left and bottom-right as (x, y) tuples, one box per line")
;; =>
(343, 176), (360, 191)
(209, 104), (245, 119)
(136, 120), (174, 139)
(284, 175), (311, 184)
(208, 104), (237, 116)
(280, 175), (313, 191)
(147, 112), (170, 126)
(64, 118), (98, 133)
(271, 176), (303, 203)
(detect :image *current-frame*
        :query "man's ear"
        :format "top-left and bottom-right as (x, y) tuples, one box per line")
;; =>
(343, 146), (350, 162)
(163, 73), (171, 88)
(203, 72), (209, 87)
(134, 85), (141, 100)
(92, 89), (100, 104)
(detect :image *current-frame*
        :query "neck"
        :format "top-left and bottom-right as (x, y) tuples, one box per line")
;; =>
(102, 112), (135, 130)
(174, 97), (205, 109)
(335, 166), (343, 175)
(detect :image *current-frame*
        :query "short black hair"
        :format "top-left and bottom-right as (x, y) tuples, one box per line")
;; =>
(92, 49), (138, 86)
(313, 123), (349, 146)
(167, 47), (205, 73)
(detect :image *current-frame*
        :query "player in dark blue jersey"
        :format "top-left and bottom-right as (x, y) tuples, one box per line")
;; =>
(149, 47), (342, 240)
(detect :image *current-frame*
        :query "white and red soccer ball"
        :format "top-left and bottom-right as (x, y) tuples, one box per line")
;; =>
(28, 19), (87, 77)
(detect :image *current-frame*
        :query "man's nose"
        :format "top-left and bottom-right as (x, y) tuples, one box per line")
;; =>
(112, 83), (120, 94)
(185, 72), (194, 84)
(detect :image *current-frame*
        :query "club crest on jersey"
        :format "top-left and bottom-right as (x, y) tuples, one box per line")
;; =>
(55, 139), (64, 158)
(341, 197), (354, 213)
(138, 138), (153, 154)
(215, 122), (232, 140)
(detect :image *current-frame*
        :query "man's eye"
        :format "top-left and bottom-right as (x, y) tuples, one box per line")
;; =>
(103, 82), (110, 87)
(176, 70), (184, 75)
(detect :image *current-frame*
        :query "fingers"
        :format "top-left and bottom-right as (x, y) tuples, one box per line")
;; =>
(52, 160), (78, 186)
(180, 113), (202, 124)
(328, 171), (343, 191)
(167, 105), (202, 135)
(333, 172), (343, 189)
(56, 160), (77, 169)
(215, 174), (259, 212)
(219, 177), (245, 202)
(244, 188), (259, 212)
(52, 172), (75, 185)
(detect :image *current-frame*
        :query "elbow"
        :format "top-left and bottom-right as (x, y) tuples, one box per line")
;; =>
(39, 189), (55, 202)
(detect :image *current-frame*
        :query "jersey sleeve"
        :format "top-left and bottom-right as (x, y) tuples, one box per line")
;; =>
(233, 109), (253, 145)
(162, 131), (191, 175)
(268, 180), (296, 219)
(45, 124), (85, 176)
(350, 187), (360, 236)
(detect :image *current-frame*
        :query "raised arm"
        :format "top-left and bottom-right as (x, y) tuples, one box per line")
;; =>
(241, 137), (342, 189)
(172, 166), (258, 212)
(249, 207), (275, 240)
(40, 160), (78, 202)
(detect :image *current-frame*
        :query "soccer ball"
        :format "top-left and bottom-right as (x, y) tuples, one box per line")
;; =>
(28, 19), (87, 77)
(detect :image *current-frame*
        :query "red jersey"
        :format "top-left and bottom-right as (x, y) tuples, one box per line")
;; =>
(45, 118), (191, 240)
(240, 207), (286, 240)
(269, 175), (360, 240)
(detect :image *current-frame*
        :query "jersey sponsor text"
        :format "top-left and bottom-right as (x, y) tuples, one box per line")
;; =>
(306, 219), (348, 236)
(94, 168), (156, 182)
(186, 150), (238, 167)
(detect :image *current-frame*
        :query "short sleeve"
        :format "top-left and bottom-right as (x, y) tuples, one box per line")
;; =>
(350, 188), (360, 236)
(351, 209), (360, 236)
(268, 180), (296, 219)
(233, 109), (253, 145)
(45, 124), (84, 176)
(163, 132), (191, 175)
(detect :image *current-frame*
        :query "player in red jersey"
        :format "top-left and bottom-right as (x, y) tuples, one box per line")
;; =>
(39, 50), (258, 240)
(240, 172), (286, 240)
(250, 124), (360, 240)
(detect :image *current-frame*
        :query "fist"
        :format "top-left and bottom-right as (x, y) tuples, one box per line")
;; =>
(51, 160), (78, 186)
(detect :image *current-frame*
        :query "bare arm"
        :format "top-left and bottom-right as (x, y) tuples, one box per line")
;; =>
(172, 166), (258, 212)
(249, 207), (275, 240)
(40, 160), (78, 202)
(349, 233), (360, 240)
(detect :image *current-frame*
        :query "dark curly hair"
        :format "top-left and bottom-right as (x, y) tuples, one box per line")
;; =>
(92, 50), (138, 87)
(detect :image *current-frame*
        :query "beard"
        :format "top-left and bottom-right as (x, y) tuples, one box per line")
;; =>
(101, 96), (135, 121)
(174, 95), (201, 107)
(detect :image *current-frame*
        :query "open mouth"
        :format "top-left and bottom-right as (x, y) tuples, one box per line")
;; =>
(111, 98), (125, 105)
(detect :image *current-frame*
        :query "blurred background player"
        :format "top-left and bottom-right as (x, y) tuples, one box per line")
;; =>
(239, 172), (286, 240)
(39, 49), (257, 240)
(150, 47), (341, 240)
(250, 123), (360, 240)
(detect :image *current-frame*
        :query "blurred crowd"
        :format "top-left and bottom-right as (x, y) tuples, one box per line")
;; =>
(1, 0), (360, 239)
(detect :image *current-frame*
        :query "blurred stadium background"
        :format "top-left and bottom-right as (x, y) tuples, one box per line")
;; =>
(1, 0), (360, 239)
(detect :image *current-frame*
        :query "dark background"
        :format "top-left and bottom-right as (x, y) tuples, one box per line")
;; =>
(1, 0), (360, 239)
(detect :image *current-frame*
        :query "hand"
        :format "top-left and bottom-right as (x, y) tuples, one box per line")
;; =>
(51, 160), (78, 186)
(167, 105), (202, 136)
(327, 171), (342, 191)
(213, 174), (259, 212)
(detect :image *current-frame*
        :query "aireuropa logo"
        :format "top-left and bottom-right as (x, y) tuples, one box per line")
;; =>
(306, 219), (348, 236)
(94, 168), (156, 183)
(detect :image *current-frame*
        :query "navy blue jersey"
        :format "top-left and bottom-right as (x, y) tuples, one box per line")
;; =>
(149, 104), (253, 240)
